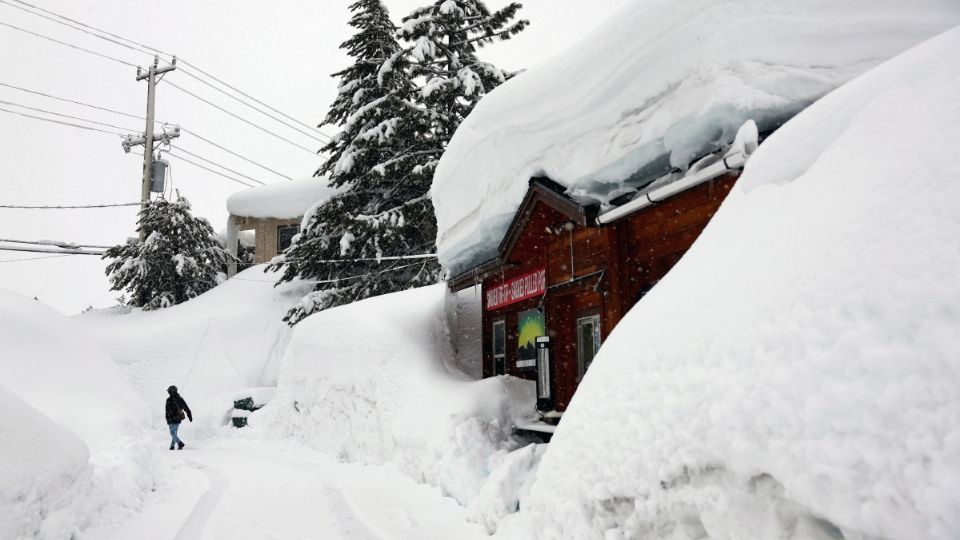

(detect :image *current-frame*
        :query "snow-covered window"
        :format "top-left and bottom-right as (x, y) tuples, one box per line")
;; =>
(492, 319), (505, 375)
(277, 225), (299, 254)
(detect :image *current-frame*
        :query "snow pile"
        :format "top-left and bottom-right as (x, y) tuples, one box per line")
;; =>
(254, 284), (536, 509)
(76, 265), (316, 433)
(0, 384), (89, 540)
(1, 289), (148, 451)
(432, 0), (960, 274)
(511, 27), (960, 540)
(226, 177), (338, 219)
(0, 289), (166, 538)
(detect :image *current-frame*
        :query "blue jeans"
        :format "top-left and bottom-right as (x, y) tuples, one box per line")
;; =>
(168, 423), (183, 447)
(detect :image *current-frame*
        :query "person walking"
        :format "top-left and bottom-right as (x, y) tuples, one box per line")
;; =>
(165, 385), (193, 450)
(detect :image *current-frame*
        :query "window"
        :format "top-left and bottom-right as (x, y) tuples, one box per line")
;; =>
(492, 319), (506, 375)
(277, 224), (299, 254)
(576, 314), (601, 380)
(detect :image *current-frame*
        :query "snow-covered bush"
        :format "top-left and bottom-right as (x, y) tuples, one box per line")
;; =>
(511, 27), (960, 540)
(104, 194), (233, 310)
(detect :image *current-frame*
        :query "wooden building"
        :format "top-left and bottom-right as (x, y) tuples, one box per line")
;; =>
(447, 145), (753, 425)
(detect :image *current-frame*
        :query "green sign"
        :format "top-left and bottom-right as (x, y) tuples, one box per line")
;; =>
(517, 308), (545, 368)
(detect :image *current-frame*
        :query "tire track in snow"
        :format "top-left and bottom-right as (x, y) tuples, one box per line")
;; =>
(173, 463), (229, 540)
(321, 484), (384, 540)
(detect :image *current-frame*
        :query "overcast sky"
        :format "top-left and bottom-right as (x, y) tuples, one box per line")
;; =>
(0, 0), (631, 313)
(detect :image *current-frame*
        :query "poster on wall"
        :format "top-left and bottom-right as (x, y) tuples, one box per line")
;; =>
(517, 308), (545, 370)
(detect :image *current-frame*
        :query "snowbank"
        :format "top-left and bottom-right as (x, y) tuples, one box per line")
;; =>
(226, 177), (338, 219)
(432, 0), (960, 274)
(76, 265), (315, 433)
(0, 289), (175, 538)
(0, 289), (147, 451)
(0, 384), (89, 540)
(254, 284), (536, 508)
(513, 27), (960, 540)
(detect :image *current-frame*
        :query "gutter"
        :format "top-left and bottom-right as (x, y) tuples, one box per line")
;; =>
(597, 120), (758, 225)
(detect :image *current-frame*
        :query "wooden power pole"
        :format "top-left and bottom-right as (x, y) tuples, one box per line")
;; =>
(128, 55), (177, 240)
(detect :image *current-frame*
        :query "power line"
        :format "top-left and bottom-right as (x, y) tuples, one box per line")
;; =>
(180, 128), (292, 180)
(0, 105), (124, 135)
(166, 81), (318, 155)
(0, 81), (143, 120)
(168, 145), (267, 186)
(0, 20), (138, 67)
(0, 237), (113, 249)
(4, 0), (332, 140)
(0, 98), (137, 132)
(0, 0), (155, 57)
(178, 68), (329, 143)
(179, 60), (331, 139)
(0, 245), (106, 256)
(0, 81), (296, 180)
(0, 202), (140, 209)
(0, 253), (73, 263)
(7, 0), (163, 56)
(164, 151), (258, 189)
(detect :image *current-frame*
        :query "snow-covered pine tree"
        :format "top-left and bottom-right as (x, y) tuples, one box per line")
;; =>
(398, 0), (529, 141)
(271, 0), (441, 324)
(103, 194), (232, 310)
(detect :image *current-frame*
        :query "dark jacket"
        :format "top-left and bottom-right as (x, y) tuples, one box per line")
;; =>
(165, 393), (193, 424)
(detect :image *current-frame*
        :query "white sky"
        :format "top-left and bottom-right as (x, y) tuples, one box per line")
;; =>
(0, 0), (631, 313)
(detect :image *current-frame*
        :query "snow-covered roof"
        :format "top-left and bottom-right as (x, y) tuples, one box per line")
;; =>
(431, 0), (960, 275)
(519, 26), (960, 539)
(226, 177), (338, 220)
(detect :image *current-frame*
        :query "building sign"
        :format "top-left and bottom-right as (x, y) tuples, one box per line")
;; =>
(516, 308), (545, 370)
(486, 268), (546, 311)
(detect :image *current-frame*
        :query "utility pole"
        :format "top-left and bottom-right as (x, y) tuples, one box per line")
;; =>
(124, 55), (178, 240)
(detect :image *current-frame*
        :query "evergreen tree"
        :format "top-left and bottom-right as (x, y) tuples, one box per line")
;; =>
(398, 0), (529, 141)
(271, 0), (440, 324)
(272, 0), (528, 325)
(103, 194), (232, 310)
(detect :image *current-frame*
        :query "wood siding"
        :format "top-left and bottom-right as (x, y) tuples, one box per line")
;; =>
(479, 174), (737, 412)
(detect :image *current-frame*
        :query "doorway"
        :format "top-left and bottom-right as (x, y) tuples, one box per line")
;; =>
(576, 313), (601, 380)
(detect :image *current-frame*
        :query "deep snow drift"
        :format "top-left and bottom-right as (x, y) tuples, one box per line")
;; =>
(0, 289), (161, 539)
(431, 0), (960, 274)
(76, 265), (315, 432)
(253, 284), (538, 519)
(510, 27), (960, 540)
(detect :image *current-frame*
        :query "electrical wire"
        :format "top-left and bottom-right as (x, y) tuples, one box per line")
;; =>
(0, 99), (137, 132)
(0, 253), (73, 263)
(4, 0), (332, 140)
(0, 81), (296, 180)
(0, 0), (155, 57)
(0, 20), (138, 67)
(178, 129), (291, 180)
(0, 245), (105, 255)
(166, 81), (318, 155)
(169, 145), (266, 186)
(0, 202), (140, 209)
(0, 81), (143, 120)
(178, 68), (329, 143)
(164, 151), (258, 189)
(0, 105), (124, 135)
(0, 238), (113, 249)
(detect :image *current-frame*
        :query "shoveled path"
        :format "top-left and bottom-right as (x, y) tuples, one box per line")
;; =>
(87, 438), (488, 540)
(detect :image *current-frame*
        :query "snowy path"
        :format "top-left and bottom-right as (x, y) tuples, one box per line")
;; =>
(85, 439), (489, 540)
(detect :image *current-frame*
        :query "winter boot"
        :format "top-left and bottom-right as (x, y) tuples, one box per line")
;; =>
(169, 444), (174, 450)
(177, 441), (185, 450)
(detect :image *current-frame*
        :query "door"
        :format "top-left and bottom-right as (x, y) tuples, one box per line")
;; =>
(492, 319), (506, 376)
(576, 314), (601, 380)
